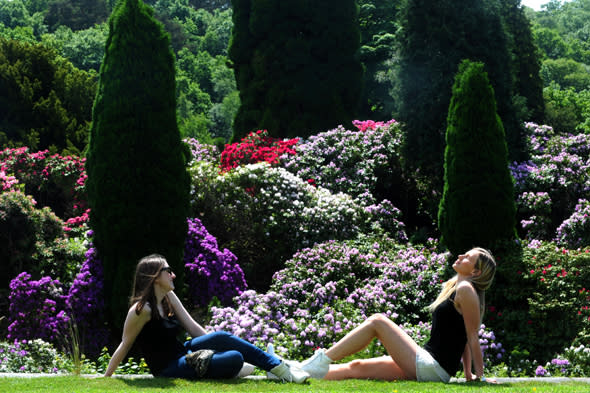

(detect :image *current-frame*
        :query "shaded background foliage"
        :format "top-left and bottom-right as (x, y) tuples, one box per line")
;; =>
(1, 0), (590, 377)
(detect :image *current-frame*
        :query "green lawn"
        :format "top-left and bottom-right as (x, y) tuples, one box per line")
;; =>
(1, 376), (589, 393)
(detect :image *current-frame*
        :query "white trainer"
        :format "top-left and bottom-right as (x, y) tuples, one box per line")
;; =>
(300, 348), (332, 379)
(268, 361), (310, 383)
(237, 362), (255, 378)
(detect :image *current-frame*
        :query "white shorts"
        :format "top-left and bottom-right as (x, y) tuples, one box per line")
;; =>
(415, 348), (451, 383)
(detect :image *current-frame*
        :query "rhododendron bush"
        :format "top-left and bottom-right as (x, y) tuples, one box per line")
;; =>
(189, 160), (406, 289)
(3, 119), (590, 377)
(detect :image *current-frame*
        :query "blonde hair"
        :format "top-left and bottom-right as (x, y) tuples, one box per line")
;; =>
(428, 247), (496, 318)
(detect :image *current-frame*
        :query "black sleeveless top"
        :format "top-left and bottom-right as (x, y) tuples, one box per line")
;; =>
(423, 293), (467, 376)
(136, 315), (186, 375)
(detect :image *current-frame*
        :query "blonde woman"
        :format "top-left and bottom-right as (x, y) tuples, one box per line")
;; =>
(300, 248), (497, 383)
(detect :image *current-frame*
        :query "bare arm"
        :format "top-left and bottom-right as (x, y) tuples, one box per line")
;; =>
(455, 282), (484, 379)
(461, 343), (473, 381)
(104, 304), (151, 377)
(166, 291), (208, 337)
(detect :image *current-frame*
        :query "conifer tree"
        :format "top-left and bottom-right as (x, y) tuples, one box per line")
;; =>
(398, 0), (520, 191)
(438, 60), (516, 255)
(501, 0), (545, 124)
(229, 0), (363, 139)
(86, 0), (190, 330)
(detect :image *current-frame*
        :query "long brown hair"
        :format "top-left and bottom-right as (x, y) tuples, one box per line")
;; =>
(130, 254), (171, 320)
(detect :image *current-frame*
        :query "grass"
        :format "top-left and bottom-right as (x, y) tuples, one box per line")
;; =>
(1, 376), (589, 393)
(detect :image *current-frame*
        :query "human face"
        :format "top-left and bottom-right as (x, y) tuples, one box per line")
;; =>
(452, 249), (480, 277)
(155, 264), (176, 291)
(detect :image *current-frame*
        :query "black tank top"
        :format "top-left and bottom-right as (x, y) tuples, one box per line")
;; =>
(136, 315), (186, 375)
(423, 293), (467, 376)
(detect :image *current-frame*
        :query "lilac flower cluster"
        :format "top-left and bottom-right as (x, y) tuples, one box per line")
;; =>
(183, 137), (220, 165)
(535, 365), (548, 376)
(365, 200), (408, 243)
(7, 273), (69, 344)
(479, 324), (505, 366)
(207, 239), (448, 358)
(555, 199), (590, 248)
(184, 217), (247, 306)
(0, 339), (61, 373)
(510, 123), (590, 241)
(536, 357), (571, 377)
(283, 122), (403, 206)
(66, 238), (108, 357)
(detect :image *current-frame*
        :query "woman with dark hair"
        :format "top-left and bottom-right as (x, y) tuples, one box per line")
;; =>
(300, 247), (497, 383)
(104, 254), (308, 382)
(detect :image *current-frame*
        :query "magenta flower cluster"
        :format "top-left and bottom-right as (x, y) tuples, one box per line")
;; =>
(184, 218), (247, 307)
(0, 147), (87, 220)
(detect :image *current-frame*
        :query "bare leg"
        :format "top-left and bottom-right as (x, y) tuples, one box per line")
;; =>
(326, 356), (409, 380)
(324, 314), (419, 380)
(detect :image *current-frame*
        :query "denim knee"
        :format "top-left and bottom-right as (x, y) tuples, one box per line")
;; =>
(206, 350), (243, 379)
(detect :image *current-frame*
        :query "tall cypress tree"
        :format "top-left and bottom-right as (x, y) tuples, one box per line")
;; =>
(229, 0), (363, 140)
(438, 60), (516, 256)
(86, 0), (190, 331)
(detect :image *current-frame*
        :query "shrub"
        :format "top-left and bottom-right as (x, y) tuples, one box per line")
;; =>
(208, 238), (447, 358)
(487, 240), (590, 365)
(184, 218), (247, 307)
(510, 123), (590, 241)
(0, 191), (67, 298)
(190, 161), (403, 289)
(7, 272), (70, 345)
(219, 129), (298, 173)
(283, 121), (406, 207)
(184, 137), (220, 166)
(0, 169), (20, 191)
(558, 344), (590, 376)
(0, 339), (62, 373)
(555, 199), (590, 249)
(479, 324), (506, 368)
(0, 147), (87, 219)
(66, 241), (108, 358)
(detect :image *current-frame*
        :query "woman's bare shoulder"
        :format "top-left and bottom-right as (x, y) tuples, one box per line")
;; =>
(455, 280), (478, 298)
(127, 301), (152, 320)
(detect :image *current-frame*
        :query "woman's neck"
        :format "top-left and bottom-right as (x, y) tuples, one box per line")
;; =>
(154, 286), (168, 306)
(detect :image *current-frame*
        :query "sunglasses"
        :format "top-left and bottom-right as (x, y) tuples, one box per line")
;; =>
(161, 266), (173, 275)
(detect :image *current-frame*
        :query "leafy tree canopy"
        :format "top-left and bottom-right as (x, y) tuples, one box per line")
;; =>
(0, 38), (96, 155)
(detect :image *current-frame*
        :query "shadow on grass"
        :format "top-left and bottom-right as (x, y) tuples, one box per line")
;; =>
(119, 377), (274, 389)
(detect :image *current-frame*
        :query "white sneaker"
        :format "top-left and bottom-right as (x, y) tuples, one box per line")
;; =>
(237, 362), (255, 378)
(267, 361), (310, 383)
(266, 343), (301, 367)
(300, 349), (332, 379)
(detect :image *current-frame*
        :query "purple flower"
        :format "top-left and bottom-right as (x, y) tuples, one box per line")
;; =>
(184, 218), (247, 307)
(536, 365), (548, 376)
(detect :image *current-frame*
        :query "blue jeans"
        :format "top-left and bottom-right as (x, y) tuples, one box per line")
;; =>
(159, 331), (281, 379)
